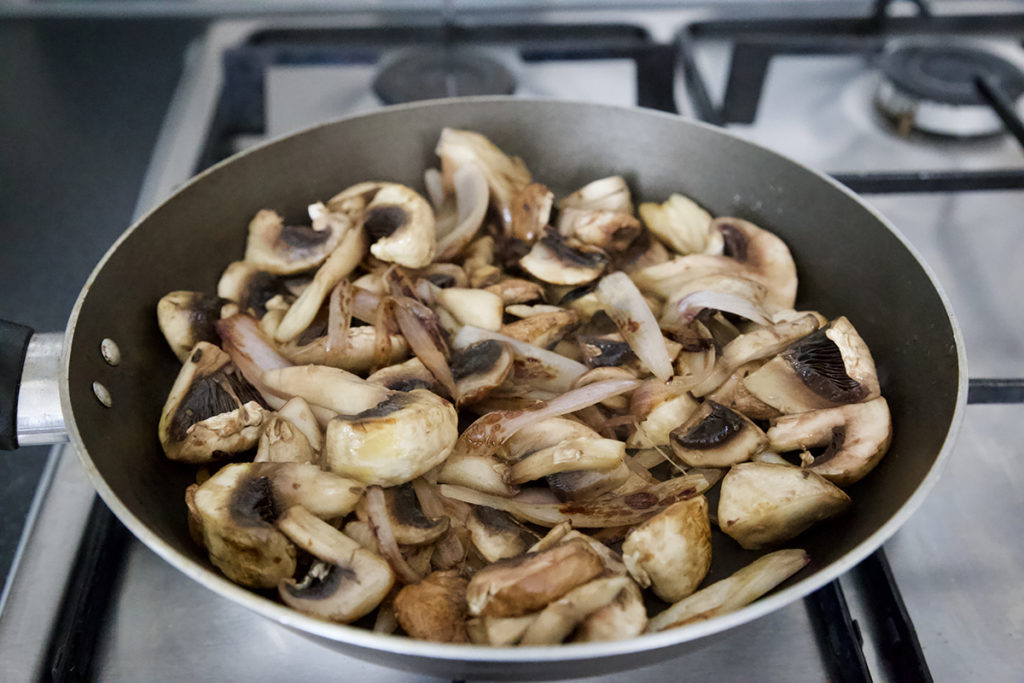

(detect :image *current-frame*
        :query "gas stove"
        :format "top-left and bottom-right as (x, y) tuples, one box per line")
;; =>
(2, 2), (1023, 681)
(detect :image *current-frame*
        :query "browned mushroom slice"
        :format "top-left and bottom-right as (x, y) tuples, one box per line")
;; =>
(638, 193), (714, 255)
(367, 356), (442, 393)
(510, 182), (554, 242)
(718, 462), (851, 550)
(622, 496), (711, 603)
(393, 570), (470, 643)
(277, 506), (395, 624)
(484, 278), (546, 305)
(217, 261), (295, 320)
(626, 380), (699, 448)
(558, 175), (633, 214)
(616, 228), (671, 273)
(519, 576), (634, 645)
(254, 411), (315, 464)
(669, 401), (768, 468)
(557, 208), (642, 253)
(546, 463), (633, 503)
(158, 342), (267, 463)
(647, 549), (810, 632)
(243, 208), (346, 275)
(465, 538), (605, 618)
(743, 317), (881, 414)
(466, 506), (540, 563)
(519, 230), (609, 286)
(712, 217), (797, 310)
(499, 309), (580, 348)
(466, 614), (540, 646)
(509, 438), (625, 486)
(354, 183), (437, 268)
(280, 325), (409, 373)
(573, 579), (647, 642)
(452, 339), (515, 405)
(767, 397), (892, 486)
(379, 482), (450, 546)
(157, 291), (238, 362)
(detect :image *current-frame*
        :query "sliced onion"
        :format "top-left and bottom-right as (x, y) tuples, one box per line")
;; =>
(452, 378), (640, 460)
(216, 314), (293, 407)
(392, 296), (457, 398)
(439, 469), (720, 528)
(411, 478), (465, 570)
(664, 290), (770, 329)
(365, 486), (423, 584)
(437, 162), (490, 260)
(352, 287), (382, 323)
(371, 296), (396, 373)
(595, 271), (673, 380)
(453, 326), (587, 393)
(326, 279), (353, 353)
(423, 167), (446, 212)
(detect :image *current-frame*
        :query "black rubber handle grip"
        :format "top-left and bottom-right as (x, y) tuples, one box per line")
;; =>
(0, 319), (34, 450)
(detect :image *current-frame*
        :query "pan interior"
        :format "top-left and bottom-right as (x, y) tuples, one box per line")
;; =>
(64, 99), (960, 658)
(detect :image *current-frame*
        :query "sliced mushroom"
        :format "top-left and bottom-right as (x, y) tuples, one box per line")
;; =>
(254, 410), (316, 464)
(510, 437), (625, 486)
(243, 208), (346, 275)
(647, 548), (810, 632)
(217, 261), (295, 320)
(434, 286), (504, 331)
(158, 342), (267, 463)
(638, 193), (714, 256)
(706, 360), (781, 420)
(484, 278), (545, 305)
(616, 228), (671, 273)
(669, 401), (768, 468)
(718, 462), (851, 550)
(276, 506), (395, 623)
(573, 579), (647, 642)
(157, 291), (238, 362)
(558, 176), (633, 214)
(466, 506), (540, 562)
(743, 317), (881, 414)
(436, 127), (532, 235)
(367, 356), (441, 393)
(558, 208), (642, 253)
(510, 182), (554, 242)
(465, 538), (605, 618)
(519, 230), (609, 286)
(379, 482), (450, 546)
(462, 235), (502, 288)
(622, 496), (711, 603)
(467, 614), (540, 646)
(436, 451), (516, 497)
(712, 217), (797, 310)
(280, 325), (409, 373)
(626, 381), (699, 448)
(519, 576), (633, 645)
(499, 309), (579, 348)
(346, 183), (437, 268)
(546, 462), (633, 503)
(767, 397), (892, 486)
(393, 570), (470, 643)
(451, 339), (515, 405)
(262, 365), (458, 486)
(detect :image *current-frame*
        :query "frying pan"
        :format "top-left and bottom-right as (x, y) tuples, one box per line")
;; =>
(0, 98), (965, 680)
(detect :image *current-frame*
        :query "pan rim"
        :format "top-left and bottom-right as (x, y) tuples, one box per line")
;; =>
(59, 95), (968, 665)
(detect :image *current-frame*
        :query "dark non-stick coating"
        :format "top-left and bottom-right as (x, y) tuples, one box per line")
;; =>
(63, 99), (962, 679)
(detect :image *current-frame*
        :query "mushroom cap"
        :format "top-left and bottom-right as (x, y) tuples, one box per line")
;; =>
(623, 496), (712, 603)
(711, 217), (797, 310)
(243, 208), (347, 275)
(394, 570), (470, 643)
(518, 231), (609, 286)
(669, 401), (768, 468)
(364, 183), (437, 268)
(718, 462), (851, 550)
(324, 389), (458, 486)
(380, 482), (451, 546)
(158, 342), (267, 463)
(767, 396), (892, 486)
(217, 261), (295, 320)
(280, 325), (410, 373)
(451, 339), (515, 405)
(466, 506), (540, 563)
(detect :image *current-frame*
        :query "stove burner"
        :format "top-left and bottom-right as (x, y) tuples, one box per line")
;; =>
(874, 43), (1024, 137)
(373, 48), (516, 105)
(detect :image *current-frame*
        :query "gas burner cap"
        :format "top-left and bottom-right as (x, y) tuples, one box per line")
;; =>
(373, 48), (516, 105)
(874, 42), (1024, 137)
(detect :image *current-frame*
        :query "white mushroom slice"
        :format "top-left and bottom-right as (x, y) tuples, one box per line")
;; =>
(557, 208), (642, 253)
(718, 462), (851, 550)
(706, 360), (782, 420)
(436, 128), (531, 235)
(254, 412), (315, 464)
(692, 313), (822, 397)
(276, 506), (395, 624)
(485, 278), (545, 305)
(647, 548), (810, 631)
(622, 496), (711, 603)
(558, 175), (634, 214)
(557, 529), (628, 576)
(462, 235), (502, 288)
(510, 182), (554, 242)
(466, 506), (541, 563)
(574, 580), (647, 642)
(505, 417), (602, 461)
(505, 304), (566, 318)
(274, 222), (366, 343)
(394, 570), (470, 643)
(453, 326), (588, 394)
(626, 382), (699, 448)
(361, 183), (436, 268)
(519, 576), (633, 645)
(509, 437), (625, 485)
(519, 231), (609, 285)
(367, 356), (440, 393)
(157, 291), (237, 362)
(467, 614), (539, 646)
(451, 340), (515, 405)
(465, 538), (605, 617)
(499, 309), (579, 348)
(546, 462), (633, 503)
(280, 326), (409, 373)
(243, 209), (345, 275)
(378, 482), (450, 546)
(630, 254), (738, 300)
(436, 452), (516, 497)
(262, 364), (389, 414)
(743, 317), (881, 414)
(217, 261), (295, 320)
(766, 397), (892, 486)
(669, 401), (768, 468)
(436, 162), (489, 260)
(617, 229), (671, 273)
(712, 217), (797, 310)
(596, 271), (674, 380)
(158, 342), (267, 463)
(342, 519), (379, 552)
(434, 287), (504, 331)
(638, 193), (713, 255)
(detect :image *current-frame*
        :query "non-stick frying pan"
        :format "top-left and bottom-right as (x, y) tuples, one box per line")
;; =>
(0, 98), (965, 680)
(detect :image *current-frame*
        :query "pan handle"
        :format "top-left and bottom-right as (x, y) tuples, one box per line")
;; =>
(0, 320), (67, 450)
